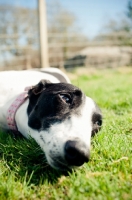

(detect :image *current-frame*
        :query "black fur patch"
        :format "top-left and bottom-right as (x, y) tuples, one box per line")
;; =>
(27, 81), (84, 130)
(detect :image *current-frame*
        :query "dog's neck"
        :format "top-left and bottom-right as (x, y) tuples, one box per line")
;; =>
(15, 99), (30, 138)
(7, 92), (28, 131)
(0, 97), (16, 129)
(0, 97), (29, 137)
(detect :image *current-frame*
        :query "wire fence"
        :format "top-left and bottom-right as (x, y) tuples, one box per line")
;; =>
(0, 0), (132, 71)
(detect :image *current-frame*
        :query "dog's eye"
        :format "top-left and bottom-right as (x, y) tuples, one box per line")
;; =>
(95, 120), (102, 126)
(60, 94), (72, 104)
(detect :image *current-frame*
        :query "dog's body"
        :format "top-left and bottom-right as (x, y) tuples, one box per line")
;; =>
(0, 68), (102, 170)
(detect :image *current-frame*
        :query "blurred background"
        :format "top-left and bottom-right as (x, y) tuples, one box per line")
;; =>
(0, 0), (132, 71)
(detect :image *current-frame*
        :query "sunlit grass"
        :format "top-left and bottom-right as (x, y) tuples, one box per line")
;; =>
(0, 67), (132, 199)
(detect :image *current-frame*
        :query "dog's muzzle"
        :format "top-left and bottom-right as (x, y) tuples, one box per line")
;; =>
(64, 138), (90, 167)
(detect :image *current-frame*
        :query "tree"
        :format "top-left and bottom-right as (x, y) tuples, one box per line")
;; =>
(47, 0), (89, 67)
(0, 5), (39, 69)
(95, 0), (132, 46)
(0, 0), (89, 69)
(127, 0), (132, 20)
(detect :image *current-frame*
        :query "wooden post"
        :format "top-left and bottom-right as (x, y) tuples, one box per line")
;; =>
(38, 0), (49, 68)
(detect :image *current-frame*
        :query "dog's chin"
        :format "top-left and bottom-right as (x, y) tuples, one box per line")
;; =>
(47, 157), (73, 171)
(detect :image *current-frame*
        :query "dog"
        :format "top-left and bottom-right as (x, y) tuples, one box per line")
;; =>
(0, 68), (102, 171)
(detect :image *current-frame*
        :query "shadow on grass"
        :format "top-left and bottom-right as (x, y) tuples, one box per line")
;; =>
(0, 130), (67, 185)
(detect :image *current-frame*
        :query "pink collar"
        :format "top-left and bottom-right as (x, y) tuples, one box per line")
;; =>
(7, 87), (30, 132)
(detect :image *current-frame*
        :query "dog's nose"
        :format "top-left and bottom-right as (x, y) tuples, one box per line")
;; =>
(64, 139), (90, 166)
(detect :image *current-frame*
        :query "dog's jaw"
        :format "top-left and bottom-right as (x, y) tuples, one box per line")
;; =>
(38, 97), (96, 170)
(15, 96), (101, 171)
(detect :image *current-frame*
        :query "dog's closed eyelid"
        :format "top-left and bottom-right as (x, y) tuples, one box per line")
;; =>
(94, 119), (102, 126)
(97, 120), (102, 126)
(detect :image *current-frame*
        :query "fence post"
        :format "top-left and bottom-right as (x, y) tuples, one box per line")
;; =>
(38, 0), (49, 68)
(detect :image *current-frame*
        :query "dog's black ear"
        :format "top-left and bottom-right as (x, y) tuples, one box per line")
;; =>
(28, 79), (51, 96)
(27, 80), (51, 115)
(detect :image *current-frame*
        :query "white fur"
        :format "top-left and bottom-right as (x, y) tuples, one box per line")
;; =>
(34, 67), (71, 83)
(0, 70), (96, 170)
(0, 70), (59, 106)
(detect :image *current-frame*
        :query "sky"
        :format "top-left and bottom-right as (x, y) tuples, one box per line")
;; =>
(60, 0), (128, 38)
(0, 0), (129, 38)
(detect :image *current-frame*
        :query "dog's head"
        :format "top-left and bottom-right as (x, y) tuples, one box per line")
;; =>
(27, 80), (102, 170)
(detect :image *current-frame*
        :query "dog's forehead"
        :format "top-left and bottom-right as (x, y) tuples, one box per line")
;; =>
(44, 82), (81, 92)
(85, 96), (97, 110)
(84, 96), (101, 118)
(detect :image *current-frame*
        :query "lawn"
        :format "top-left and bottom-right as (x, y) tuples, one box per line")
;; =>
(0, 67), (132, 200)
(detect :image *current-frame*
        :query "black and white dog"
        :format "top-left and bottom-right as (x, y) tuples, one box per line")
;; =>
(0, 68), (102, 171)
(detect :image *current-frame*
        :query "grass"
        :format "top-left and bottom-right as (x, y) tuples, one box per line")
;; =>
(0, 66), (132, 200)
